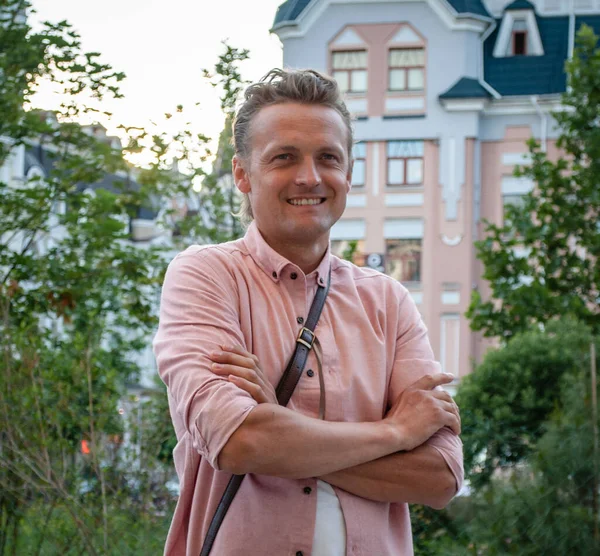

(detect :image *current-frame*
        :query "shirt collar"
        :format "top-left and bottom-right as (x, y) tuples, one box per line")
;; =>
(243, 221), (331, 286)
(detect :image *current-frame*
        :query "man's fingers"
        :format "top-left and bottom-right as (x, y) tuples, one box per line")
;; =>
(211, 350), (256, 371)
(411, 372), (454, 391)
(228, 375), (269, 404)
(221, 344), (252, 358)
(212, 363), (259, 384)
(438, 402), (461, 435)
(446, 414), (461, 436)
(432, 390), (454, 404)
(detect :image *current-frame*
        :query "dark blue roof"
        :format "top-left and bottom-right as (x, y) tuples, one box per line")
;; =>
(439, 77), (490, 99)
(447, 0), (491, 18)
(273, 0), (311, 26)
(484, 16), (569, 96)
(273, 0), (490, 27)
(504, 0), (535, 11)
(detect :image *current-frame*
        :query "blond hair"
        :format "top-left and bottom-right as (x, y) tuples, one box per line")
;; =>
(233, 68), (354, 225)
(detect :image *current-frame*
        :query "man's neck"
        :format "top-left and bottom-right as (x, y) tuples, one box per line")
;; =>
(260, 229), (329, 275)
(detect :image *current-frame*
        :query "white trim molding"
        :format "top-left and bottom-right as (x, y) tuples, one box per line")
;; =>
(441, 234), (463, 246)
(440, 313), (461, 376)
(330, 218), (366, 240)
(484, 95), (561, 115)
(385, 193), (424, 207)
(384, 218), (424, 239)
(440, 98), (488, 112)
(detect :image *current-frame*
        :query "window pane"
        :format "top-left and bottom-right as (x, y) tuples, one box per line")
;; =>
(351, 70), (367, 92)
(388, 159), (405, 184)
(333, 71), (349, 93)
(352, 159), (365, 186)
(353, 142), (366, 158)
(333, 50), (367, 69)
(513, 32), (527, 55)
(389, 69), (406, 90)
(387, 141), (424, 158)
(407, 159), (423, 184)
(385, 239), (422, 282)
(408, 68), (424, 90)
(389, 48), (424, 67)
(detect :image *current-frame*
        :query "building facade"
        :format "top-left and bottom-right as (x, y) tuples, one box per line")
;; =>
(271, 0), (600, 383)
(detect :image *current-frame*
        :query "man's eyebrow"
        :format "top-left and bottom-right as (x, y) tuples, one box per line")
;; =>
(267, 144), (300, 152)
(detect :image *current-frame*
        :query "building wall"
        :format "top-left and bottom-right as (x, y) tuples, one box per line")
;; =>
(276, 0), (569, 381)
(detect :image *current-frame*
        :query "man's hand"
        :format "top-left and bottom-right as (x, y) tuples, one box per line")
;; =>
(385, 373), (461, 452)
(210, 345), (278, 404)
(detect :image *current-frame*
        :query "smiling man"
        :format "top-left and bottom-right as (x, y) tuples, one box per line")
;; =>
(153, 69), (463, 556)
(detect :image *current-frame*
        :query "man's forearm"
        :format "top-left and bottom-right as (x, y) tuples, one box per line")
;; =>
(320, 443), (458, 510)
(218, 404), (401, 479)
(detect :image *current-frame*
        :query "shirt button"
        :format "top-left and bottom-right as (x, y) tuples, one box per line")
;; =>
(272, 271), (277, 278)
(291, 272), (298, 280)
(296, 552), (303, 556)
(306, 369), (314, 377)
(297, 316), (304, 324)
(303, 486), (312, 495)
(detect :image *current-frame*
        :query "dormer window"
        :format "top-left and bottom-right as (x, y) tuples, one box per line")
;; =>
(512, 21), (528, 55)
(493, 0), (544, 58)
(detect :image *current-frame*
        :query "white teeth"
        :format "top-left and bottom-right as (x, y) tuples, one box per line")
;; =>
(288, 198), (323, 206)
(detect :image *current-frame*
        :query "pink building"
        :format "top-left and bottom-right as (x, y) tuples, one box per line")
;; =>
(271, 0), (600, 386)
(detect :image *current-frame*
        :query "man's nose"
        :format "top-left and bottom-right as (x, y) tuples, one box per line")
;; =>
(294, 157), (321, 187)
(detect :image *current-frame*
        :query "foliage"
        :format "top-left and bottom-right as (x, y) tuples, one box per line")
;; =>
(456, 318), (598, 488)
(340, 239), (358, 262)
(466, 25), (600, 340)
(449, 372), (599, 555)
(0, 1), (249, 552)
(411, 503), (465, 555)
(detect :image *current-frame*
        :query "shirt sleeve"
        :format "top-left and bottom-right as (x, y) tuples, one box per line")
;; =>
(152, 249), (257, 470)
(387, 287), (464, 493)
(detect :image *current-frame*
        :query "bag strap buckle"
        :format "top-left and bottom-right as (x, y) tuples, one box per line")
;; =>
(296, 326), (315, 349)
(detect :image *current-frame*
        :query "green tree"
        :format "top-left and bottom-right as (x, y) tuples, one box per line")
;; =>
(0, 1), (249, 552)
(456, 318), (598, 487)
(176, 41), (251, 244)
(467, 25), (600, 340)
(449, 372), (599, 555)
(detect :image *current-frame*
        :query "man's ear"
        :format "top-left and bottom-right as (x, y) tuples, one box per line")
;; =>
(233, 155), (251, 194)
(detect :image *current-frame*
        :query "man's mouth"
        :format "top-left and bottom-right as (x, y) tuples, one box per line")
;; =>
(287, 198), (326, 206)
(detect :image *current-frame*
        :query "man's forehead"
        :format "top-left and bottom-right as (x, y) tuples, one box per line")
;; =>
(249, 103), (349, 147)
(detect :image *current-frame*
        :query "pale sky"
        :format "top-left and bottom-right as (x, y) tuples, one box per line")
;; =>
(30, 0), (284, 159)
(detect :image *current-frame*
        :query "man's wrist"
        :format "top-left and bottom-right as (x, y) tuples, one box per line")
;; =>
(380, 419), (410, 453)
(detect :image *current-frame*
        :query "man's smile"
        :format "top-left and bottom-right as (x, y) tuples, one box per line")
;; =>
(287, 198), (326, 206)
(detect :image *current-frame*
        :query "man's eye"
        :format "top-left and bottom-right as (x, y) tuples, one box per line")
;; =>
(322, 153), (338, 161)
(274, 154), (290, 160)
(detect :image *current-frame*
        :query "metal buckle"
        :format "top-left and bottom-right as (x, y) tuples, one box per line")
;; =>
(296, 327), (315, 349)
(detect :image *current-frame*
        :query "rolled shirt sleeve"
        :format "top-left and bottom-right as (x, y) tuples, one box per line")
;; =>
(387, 287), (464, 493)
(153, 248), (257, 470)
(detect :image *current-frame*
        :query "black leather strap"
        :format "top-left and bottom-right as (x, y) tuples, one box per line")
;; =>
(200, 269), (331, 556)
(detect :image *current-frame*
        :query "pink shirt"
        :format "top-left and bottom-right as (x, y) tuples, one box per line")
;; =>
(153, 222), (463, 556)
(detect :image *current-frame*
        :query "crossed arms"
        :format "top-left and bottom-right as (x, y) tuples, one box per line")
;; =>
(154, 251), (463, 511)
(214, 346), (462, 510)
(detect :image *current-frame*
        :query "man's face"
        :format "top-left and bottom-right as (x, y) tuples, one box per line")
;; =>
(233, 102), (352, 251)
